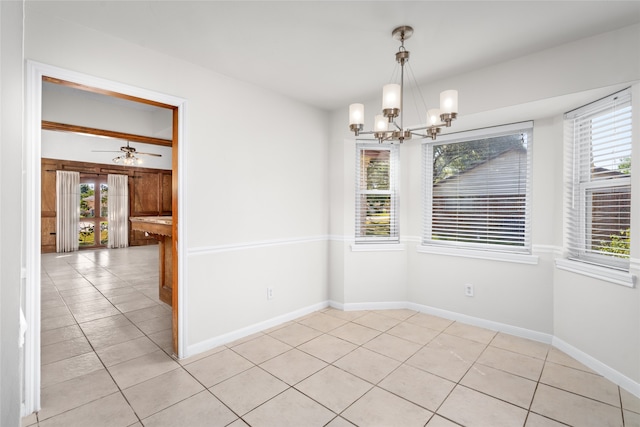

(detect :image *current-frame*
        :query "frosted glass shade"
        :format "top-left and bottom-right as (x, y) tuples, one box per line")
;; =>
(382, 84), (401, 110)
(440, 90), (458, 114)
(427, 108), (441, 126)
(374, 114), (388, 132)
(349, 103), (364, 125)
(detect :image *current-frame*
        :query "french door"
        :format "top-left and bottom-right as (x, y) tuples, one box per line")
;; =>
(79, 175), (108, 248)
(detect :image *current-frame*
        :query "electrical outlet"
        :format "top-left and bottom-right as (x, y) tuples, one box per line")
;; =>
(464, 284), (474, 297)
(267, 287), (273, 300)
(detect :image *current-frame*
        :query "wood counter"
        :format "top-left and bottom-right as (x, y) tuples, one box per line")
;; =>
(130, 216), (173, 306)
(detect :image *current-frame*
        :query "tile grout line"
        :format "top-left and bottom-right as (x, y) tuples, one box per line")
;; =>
(40, 247), (173, 426)
(42, 251), (148, 426)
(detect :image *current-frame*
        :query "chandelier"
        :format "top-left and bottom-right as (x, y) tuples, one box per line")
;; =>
(113, 151), (142, 166)
(349, 26), (458, 143)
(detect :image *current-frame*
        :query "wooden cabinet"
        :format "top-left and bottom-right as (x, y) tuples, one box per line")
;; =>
(162, 173), (172, 214)
(41, 159), (58, 253)
(129, 170), (172, 246)
(40, 158), (172, 253)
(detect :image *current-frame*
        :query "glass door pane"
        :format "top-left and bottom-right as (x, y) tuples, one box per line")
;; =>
(100, 183), (109, 217)
(100, 221), (109, 245)
(79, 180), (108, 248)
(79, 183), (95, 246)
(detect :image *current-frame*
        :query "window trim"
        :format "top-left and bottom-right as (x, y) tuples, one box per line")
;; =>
(555, 258), (635, 287)
(418, 243), (539, 264)
(351, 242), (406, 252)
(421, 121), (534, 255)
(354, 143), (400, 244)
(564, 88), (632, 272)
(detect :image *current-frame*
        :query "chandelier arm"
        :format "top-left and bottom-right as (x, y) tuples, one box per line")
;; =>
(407, 124), (446, 132)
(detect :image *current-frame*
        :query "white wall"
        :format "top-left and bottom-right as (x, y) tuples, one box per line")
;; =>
(1, 2), (24, 426)
(329, 23), (640, 385)
(25, 9), (329, 357)
(42, 82), (173, 139)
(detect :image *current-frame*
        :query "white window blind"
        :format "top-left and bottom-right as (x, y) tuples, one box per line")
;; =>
(355, 144), (399, 243)
(564, 88), (632, 270)
(423, 122), (533, 253)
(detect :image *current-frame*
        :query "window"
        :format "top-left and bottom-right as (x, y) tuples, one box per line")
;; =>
(355, 144), (399, 243)
(564, 88), (632, 271)
(423, 122), (533, 253)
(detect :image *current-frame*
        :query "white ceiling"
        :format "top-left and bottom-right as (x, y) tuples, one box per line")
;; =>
(27, 1), (640, 111)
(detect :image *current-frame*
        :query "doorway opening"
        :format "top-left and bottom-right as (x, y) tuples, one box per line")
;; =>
(24, 61), (186, 415)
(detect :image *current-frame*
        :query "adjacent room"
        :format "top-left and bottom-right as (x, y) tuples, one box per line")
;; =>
(1, 1), (639, 427)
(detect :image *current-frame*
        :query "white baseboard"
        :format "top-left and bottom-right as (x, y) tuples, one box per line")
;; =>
(337, 300), (552, 344)
(328, 300), (344, 310)
(407, 302), (554, 344)
(341, 301), (410, 311)
(553, 337), (640, 398)
(185, 298), (639, 399)
(185, 300), (329, 358)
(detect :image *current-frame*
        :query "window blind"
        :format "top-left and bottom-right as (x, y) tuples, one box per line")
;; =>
(355, 144), (399, 242)
(564, 88), (632, 270)
(423, 123), (533, 253)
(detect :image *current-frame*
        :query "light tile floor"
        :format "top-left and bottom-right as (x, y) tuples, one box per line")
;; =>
(22, 245), (640, 427)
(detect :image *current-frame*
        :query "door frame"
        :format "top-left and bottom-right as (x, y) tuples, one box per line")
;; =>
(24, 60), (187, 415)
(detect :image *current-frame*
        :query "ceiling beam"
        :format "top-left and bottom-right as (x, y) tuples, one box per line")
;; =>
(42, 121), (173, 147)
(43, 76), (177, 110)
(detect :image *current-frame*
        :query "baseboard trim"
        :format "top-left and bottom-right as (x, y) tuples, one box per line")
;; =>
(333, 300), (553, 343)
(342, 301), (410, 311)
(407, 302), (554, 344)
(328, 300), (344, 310)
(185, 300), (329, 358)
(553, 337), (640, 398)
(185, 299), (639, 399)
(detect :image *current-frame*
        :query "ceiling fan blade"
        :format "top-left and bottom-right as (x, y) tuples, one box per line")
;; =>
(136, 152), (162, 157)
(92, 150), (123, 153)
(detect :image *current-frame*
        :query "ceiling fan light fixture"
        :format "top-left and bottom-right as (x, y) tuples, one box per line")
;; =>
(112, 150), (143, 165)
(99, 140), (160, 165)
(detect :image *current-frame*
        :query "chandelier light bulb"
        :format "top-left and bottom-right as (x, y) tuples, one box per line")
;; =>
(382, 84), (401, 110)
(440, 90), (458, 114)
(427, 108), (441, 126)
(374, 114), (388, 132)
(349, 103), (364, 125)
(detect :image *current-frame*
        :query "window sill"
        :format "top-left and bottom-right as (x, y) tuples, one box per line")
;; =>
(351, 243), (406, 252)
(417, 244), (538, 265)
(555, 258), (636, 288)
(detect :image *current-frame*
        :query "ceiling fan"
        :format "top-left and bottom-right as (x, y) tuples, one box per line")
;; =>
(93, 141), (161, 165)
